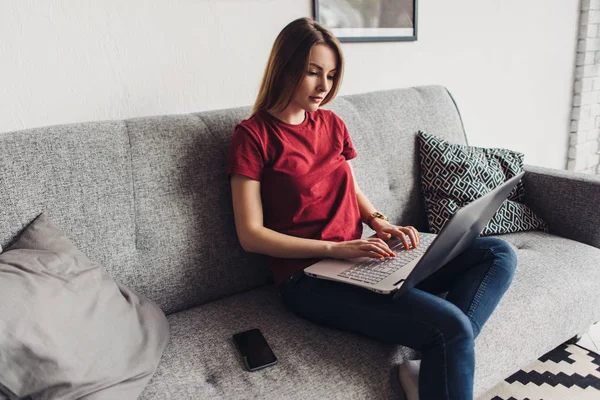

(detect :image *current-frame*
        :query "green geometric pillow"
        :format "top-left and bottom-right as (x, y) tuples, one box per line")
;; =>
(417, 131), (548, 236)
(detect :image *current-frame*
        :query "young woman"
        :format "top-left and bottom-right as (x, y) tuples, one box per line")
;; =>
(227, 17), (517, 400)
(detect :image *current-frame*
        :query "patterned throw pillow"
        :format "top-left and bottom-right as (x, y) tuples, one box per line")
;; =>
(417, 131), (548, 236)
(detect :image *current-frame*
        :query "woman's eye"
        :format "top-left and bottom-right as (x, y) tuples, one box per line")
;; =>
(308, 71), (318, 76)
(327, 76), (335, 80)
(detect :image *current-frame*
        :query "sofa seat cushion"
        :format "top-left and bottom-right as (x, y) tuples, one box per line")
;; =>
(473, 231), (600, 396)
(139, 285), (415, 399)
(141, 232), (600, 399)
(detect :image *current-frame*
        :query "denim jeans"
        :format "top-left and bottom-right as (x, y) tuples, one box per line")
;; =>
(278, 237), (517, 400)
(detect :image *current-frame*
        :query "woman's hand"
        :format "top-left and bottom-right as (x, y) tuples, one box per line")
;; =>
(328, 238), (396, 260)
(370, 219), (420, 250)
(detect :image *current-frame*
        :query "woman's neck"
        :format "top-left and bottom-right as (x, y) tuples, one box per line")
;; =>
(268, 106), (306, 125)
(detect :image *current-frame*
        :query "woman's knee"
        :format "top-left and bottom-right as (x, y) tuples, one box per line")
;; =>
(429, 304), (474, 348)
(482, 238), (517, 275)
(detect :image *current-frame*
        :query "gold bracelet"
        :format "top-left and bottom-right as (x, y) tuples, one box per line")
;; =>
(366, 212), (388, 228)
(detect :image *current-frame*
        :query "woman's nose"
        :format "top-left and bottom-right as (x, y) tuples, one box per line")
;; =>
(318, 76), (329, 93)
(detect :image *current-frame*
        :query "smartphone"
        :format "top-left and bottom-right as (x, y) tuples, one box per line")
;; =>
(232, 328), (278, 371)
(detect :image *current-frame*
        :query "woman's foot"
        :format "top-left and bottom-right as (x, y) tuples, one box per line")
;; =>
(398, 359), (420, 400)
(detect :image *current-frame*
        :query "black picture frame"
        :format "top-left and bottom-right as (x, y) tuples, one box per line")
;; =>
(313, 0), (418, 43)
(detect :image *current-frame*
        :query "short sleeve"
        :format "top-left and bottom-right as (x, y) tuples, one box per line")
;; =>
(226, 125), (265, 181)
(336, 115), (358, 161)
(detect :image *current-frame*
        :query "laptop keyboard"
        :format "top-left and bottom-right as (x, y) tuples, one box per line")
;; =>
(338, 234), (435, 285)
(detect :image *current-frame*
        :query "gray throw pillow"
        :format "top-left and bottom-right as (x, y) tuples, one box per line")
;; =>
(0, 214), (170, 400)
(417, 131), (548, 236)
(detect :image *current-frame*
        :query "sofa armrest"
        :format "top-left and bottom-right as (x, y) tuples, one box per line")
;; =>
(523, 164), (600, 249)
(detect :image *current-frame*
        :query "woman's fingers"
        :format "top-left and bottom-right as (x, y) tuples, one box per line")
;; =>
(363, 238), (395, 257)
(382, 227), (410, 249)
(385, 226), (420, 249)
(377, 231), (392, 240)
(398, 231), (411, 250)
(406, 226), (419, 247)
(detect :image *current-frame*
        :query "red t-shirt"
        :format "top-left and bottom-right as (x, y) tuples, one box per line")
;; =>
(227, 109), (363, 287)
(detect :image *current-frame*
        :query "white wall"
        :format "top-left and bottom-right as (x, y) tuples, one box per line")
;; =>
(0, 0), (579, 169)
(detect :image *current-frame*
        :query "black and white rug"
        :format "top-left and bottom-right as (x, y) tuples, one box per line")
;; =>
(479, 344), (600, 400)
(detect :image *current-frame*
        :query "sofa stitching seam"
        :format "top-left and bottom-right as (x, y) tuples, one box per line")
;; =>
(124, 119), (139, 250)
(0, 145), (25, 239)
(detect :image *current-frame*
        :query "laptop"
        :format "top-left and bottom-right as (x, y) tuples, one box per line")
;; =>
(304, 172), (525, 299)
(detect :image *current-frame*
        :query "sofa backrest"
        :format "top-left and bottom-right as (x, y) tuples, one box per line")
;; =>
(0, 85), (467, 315)
(327, 86), (468, 232)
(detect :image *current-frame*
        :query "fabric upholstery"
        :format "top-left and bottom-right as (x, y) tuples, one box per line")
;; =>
(474, 231), (600, 395)
(124, 113), (272, 315)
(1, 85), (599, 398)
(417, 131), (547, 235)
(523, 164), (600, 249)
(137, 232), (600, 399)
(0, 85), (470, 316)
(0, 214), (169, 400)
(326, 86), (469, 235)
(0, 121), (138, 288)
(140, 285), (415, 400)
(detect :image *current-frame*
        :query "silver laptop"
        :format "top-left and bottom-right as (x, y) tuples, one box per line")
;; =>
(304, 172), (525, 298)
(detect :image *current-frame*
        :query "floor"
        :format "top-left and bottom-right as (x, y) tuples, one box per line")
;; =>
(400, 323), (600, 400)
(577, 321), (600, 353)
(477, 330), (600, 400)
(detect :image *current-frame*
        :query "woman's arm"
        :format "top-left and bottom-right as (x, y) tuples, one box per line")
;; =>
(347, 162), (420, 249)
(230, 174), (393, 259)
(231, 174), (333, 258)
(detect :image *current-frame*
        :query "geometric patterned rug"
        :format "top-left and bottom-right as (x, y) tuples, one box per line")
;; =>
(477, 344), (600, 400)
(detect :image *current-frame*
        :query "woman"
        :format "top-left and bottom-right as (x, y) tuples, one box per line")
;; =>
(227, 17), (517, 400)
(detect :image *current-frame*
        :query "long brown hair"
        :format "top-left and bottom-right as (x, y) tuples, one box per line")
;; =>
(251, 18), (344, 116)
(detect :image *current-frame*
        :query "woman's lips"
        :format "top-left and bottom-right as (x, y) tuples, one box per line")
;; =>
(309, 96), (323, 103)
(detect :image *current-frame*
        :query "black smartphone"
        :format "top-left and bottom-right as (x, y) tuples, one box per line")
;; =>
(232, 328), (278, 371)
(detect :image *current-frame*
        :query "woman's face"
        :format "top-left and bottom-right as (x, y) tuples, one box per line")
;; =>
(290, 43), (337, 114)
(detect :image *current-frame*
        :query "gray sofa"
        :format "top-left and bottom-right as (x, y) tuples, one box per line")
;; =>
(1, 85), (599, 399)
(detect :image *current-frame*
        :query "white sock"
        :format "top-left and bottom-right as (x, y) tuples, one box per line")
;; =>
(398, 359), (420, 400)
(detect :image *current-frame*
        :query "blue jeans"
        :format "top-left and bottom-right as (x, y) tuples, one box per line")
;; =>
(278, 237), (517, 400)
